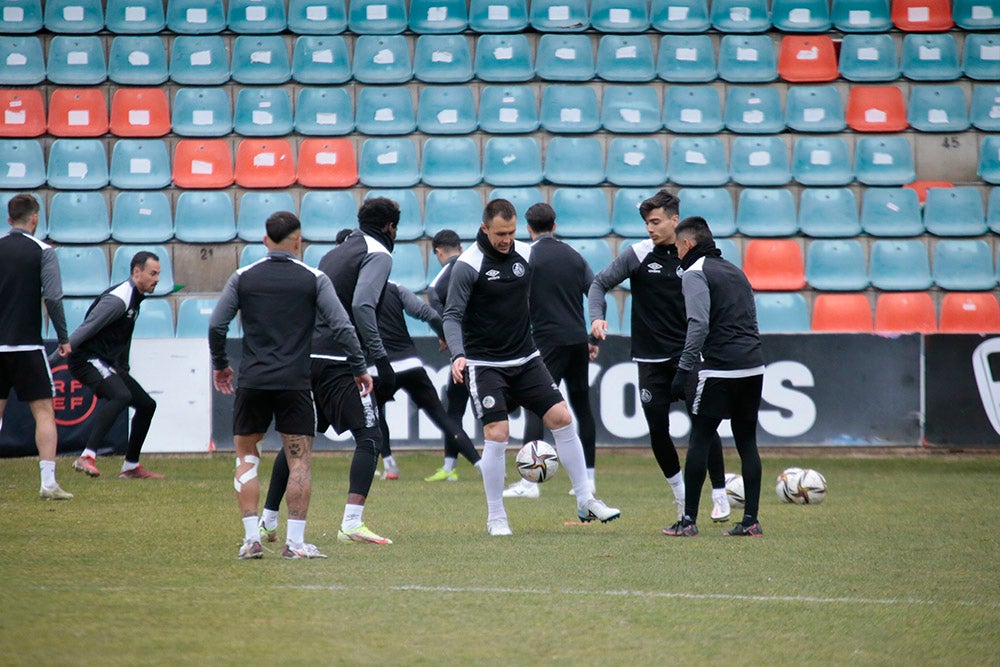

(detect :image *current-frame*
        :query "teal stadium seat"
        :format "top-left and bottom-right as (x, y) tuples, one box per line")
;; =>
(679, 188), (736, 237)
(797, 187), (862, 237)
(166, 0), (226, 34)
(755, 293), (810, 333)
(730, 136), (791, 186)
(564, 238), (613, 276)
(591, 0), (649, 32)
(108, 36), (169, 85)
(173, 190), (236, 243)
(544, 137), (604, 186)
(227, 0), (286, 33)
(718, 34), (778, 82)
(650, 0), (710, 33)
(291, 36), (351, 84)
(234, 88), (293, 137)
(105, 0), (166, 33)
(48, 192), (110, 243)
(353, 35), (412, 84)
(716, 238), (741, 267)
(348, 0), (407, 34)
(303, 243), (336, 268)
(933, 240), (996, 291)
(855, 136), (915, 186)
(611, 188), (658, 237)
(483, 136), (542, 186)
(169, 35), (229, 85)
(110, 191), (173, 243)
(47, 139), (109, 190)
(551, 188), (611, 237)
(390, 243), (428, 292)
(177, 298), (238, 338)
(530, 0), (589, 31)
(980, 136), (1000, 185)
(468, 0), (529, 32)
(0, 37), (45, 85)
(0, 139), (45, 189)
(785, 85), (847, 133)
(971, 85), (1000, 133)
(711, 0), (770, 32)
(413, 34), (473, 83)
(771, 0), (831, 32)
(133, 298), (174, 338)
(45, 0), (103, 33)
(791, 136), (854, 186)
(365, 189), (423, 240)
(0, 0), (43, 33)
(172, 87), (232, 137)
(424, 189), (483, 239)
(907, 86), (970, 133)
(239, 244), (268, 268)
(806, 239), (869, 291)
(540, 86), (601, 133)
(860, 188), (923, 237)
(536, 34), (595, 81)
(602, 86), (662, 134)
(55, 246), (109, 296)
(356, 87), (416, 136)
(667, 137), (728, 186)
(989, 188), (1000, 234)
(736, 188), (799, 237)
(603, 293), (627, 334)
(838, 34), (899, 82)
(831, 0), (891, 32)
(359, 138), (419, 188)
(421, 137), (482, 187)
(417, 86), (477, 134)
(300, 190), (356, 242)
(657, 34), (716, 82)
(725, 86), (785, 134)
(404, 312), (436, 337)
(288, 0), (347, 34)
(663, 86), (723, 134)
(475, 34), (534, 82)
(231, 35), (290, 85)
(869, 240), (933, 291)
(236, 192), (296, 242)
(109, 139), (171, 190)
(953, 0), (1000, 30)
(409, 0), (468, 33)
(478, 86), (539, 134)
(0, 192), (45, 238)
(596, 35), (656, 82)
(294, 88), (353, 136)
(923, 187), (987, 237)
(901, 33), (961, 81)
(606, 138), (667, 187)
(46, 36), (106, 85)
(55, 298), (92, 337)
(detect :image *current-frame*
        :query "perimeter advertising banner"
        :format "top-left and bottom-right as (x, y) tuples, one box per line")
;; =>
(924, 334), (1000, 447)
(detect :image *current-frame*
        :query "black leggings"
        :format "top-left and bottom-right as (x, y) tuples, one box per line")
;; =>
(523, 343), (596, 468)
(88, 372), (156, 463)
(685, 415), (761, 523)
(443, 375), (470, 459)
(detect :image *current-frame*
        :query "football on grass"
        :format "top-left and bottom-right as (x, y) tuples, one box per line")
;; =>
(724, 472), (746, 509)
(775, 467), (804, 503)
(776, 467), (827, 505)
(515, 440), (559, 483)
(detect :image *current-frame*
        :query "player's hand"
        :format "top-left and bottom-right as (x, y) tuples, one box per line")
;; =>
(588, 343), (600, 361)
(438, 338), (448, 352)
(355, 373), (374, 397)
(57, 343), (72, 357)
(590, 319), (609, 341)
(670, 369), (690, 402)
(213, 367), (235, 395)
(451, 356), (467, 384)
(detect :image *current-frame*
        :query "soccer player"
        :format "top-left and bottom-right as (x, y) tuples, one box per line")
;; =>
(260, 197), (398, 546)
(65, 251), (164, 480)
(588, 189), (730, 526)
(374, 280), (481, 479)
(0, 194), (73, 500)
(443, 199), (620, 536)
(210, 211), (371, 559)
(663, 216), (765, 538)
(504, 203), (599, 500)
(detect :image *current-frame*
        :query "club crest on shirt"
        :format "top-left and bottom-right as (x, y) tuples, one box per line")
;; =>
(482, 395), (496, 409)
(486, 269), (501, 281)
(676, 266), (685, 277)
(512, 262), (525, 277)
(647, 262), (662, 274)
(126, 308), (138, 321)
(640, 388), (653, 403)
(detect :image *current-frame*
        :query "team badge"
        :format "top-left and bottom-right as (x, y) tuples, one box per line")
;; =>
(512, 262), (525, 277)
(640, 389), (653, 403)
(482, 395), (496, 409)
(676, 266), (684, 277)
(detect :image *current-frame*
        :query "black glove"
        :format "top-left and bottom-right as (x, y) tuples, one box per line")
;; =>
(670, 369), (690, 402)
(373, 356), (396, 402)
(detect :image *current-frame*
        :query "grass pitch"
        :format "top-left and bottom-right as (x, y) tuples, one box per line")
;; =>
(2, 450), (999, 666)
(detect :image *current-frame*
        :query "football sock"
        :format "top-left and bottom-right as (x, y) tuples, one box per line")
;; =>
(383, 455), (397, 472)
(242, 516), (259, 542)
(712, 488), (728, 503)
(121, 460), (139, 472)
(667, 471), (685, 500)
(82, 448), (97, 459)
(443, 457), (457, 473)
(481, 440), (506, 521)
(287, 519), (306, 546)
(587, 468), (595, 484)
(550, 423), (593, 504)
(39, 460), (56, 488)
(342, 503), (364, 531)
(261, 508), (279, 531)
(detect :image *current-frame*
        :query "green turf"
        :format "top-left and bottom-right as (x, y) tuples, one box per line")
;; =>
(2, 451), (998, 665)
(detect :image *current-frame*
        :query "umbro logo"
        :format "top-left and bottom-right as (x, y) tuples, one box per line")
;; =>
(647, 262), (662, 274)
(486, 269), (501, 281)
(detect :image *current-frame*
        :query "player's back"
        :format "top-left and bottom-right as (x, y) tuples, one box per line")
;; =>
(0, 230), (46, 346)
(528, 235), (591, 347)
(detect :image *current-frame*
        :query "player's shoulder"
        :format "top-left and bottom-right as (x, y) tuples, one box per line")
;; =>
(457, 243), (485, 273)
(513, 239), (533, 263)
(628, 238), (656, 263)
(363, 234), (391, 256)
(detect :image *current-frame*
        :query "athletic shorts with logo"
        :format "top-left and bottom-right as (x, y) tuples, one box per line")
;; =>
(233, 387), (316, 436)
(692, 374), (764, 421)
(0, 349), (54, 401)
(466, 356), (563, 425)
(311, 359), (378, 434)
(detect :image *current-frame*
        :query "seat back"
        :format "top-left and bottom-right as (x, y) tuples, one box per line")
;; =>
(110, 87), (170, 138)
(544, 137), (604, 186)
(417, 86), (477, 134)
(353, 34), (413, 83)
(413, 34), (473, 83)
(657, 34), (716, 81)
(234, 139), (296, 189)
(831, 0), (891, 32)
(0, 90), (46, 137)
(564, 238), (614, 275)
(348, 0), (407, 34)
(234, 87), (294, 136)
(56, 246), (110, 296)
(475, 34), (534, 82)
(171, 139), (234, 189)
(839, 34), (899, 81)
(540, 85), (601, 133)
(650, 0), (710, 32)
(421, 188), (483, 239)
(711, 0), (770, 32)
(971, 85), (1000, 132)
(778, 35), (838, 81)
(536, 34), (595, 81)
(755, 293), (810, 333)
(596, 34), (655, 81)
(932, 240), (995, 291)
(110, 138), (172, 189)
(743, 239), (806, 290)
(48, 192), (110, 243)
(169, 35), (230, 84)
(236, 191), (296, 242)
(805, 238), (868, 290)
(227, 0), (286, 33)
(0, 36), (45, 85)
(725, 86), (785, 134)
(47, 88), (109, 137)
(940, 293), (1000, 333)
(105, 0), (166, 33)
(730, 136), (792, 186)
(772, 0), (832, 32)
(924, 187), (987, 237)
(964, 34), (1000, 81)
(812, 293), (874, 331)
(901, 33), (961, 81)
(47, 138), (109, 190)
(861, 187), (923, 237)
(111, 191), (173, 243)
(718, 34), (778, 82)
(907, 85), (970, 133)
(166, 0), (226, 33)
(679, 187), (736, 237)
(737, 188), (798, 236)
(798, 187), (861, 237)
(231, 35), (290, 84)
(478, 85), (539, 134)
(530, 0), (589, 31)
(602, 86), (662, 134)
(468, 0), (529, 32)
(785, 85), (846, 133)
(855, 136), (915, 185)
(891, 0), (954, 31)
(591, 0), (649, 32)
(847, 85), (908, 132)
(869, 240), (933, 290)
(45, 0), (104, 32)
(606, 137), (666, 187)
(409, 0), (468, 33)
(47, 36), (105, 86)
(0, 0), (44, 33)
(390, 243), (429, 292)
(294, 87), (353, 136)
(173, 190), (235, 242)
(791, 136), (853, 186)
(483, 136), (542, 186)
(290, 35), (351, 84)
(981, 136), (1000, 185)
(297, 138), (358, 188)
(551, 188), (611, 237)
(358, 138), (420, 188)
(108, 35), (168, 85)
(356, 86), (416, 135)
(667, 137), (728, 186)
(132, 298), (174, 338)
(300, 190), (357, 241)
(365, 189), (423, 240)
(288, 0), (346, 34)
(0, 139), (45, 188)
(663, 86), (723, 134)
(172, 87), (232, 137)
(421, 137), (482, 187)
(875, 293), (937, 333)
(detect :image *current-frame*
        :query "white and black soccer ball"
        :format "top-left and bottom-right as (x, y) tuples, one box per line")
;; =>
(775, 467), (804, 503)
(724, 472), (746, 509)
(776, 467), (827, 505)
(515, 440), (559, 483)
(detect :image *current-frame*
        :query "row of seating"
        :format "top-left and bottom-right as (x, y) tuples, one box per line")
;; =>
(5, 32), (997, 87)
(50, 295), (239, 339)
(6, 0), (996, 36)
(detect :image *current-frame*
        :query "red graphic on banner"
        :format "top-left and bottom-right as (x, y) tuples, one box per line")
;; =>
(50, 364), (97, 427)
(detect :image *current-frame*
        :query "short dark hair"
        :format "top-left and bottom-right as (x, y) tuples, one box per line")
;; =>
(265, 211), (301, 244)
(483, 198), (516, 225)
(358, 197), (400, 229)
(675, 216), (714, 245)
(335, 228), (353, 244)
(130, 250), (159, 273)
(431, 229), (461, 251)
(525, 202), (555, 233)
(639, 189), (680, 220)
(7, 193), (39, 224)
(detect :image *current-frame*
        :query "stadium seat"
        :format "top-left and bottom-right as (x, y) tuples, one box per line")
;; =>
(487, 187), (543, 235)
(724, 87), (785, 134)
(177, 297), (238, 338)
(413, 34), (473, 83)
(306, 242), (335, 268)
(805, 239), (868, 290)
(907, 86), (970, 133)
(171, 139), (234, 189)
(56, 246), (109, 297)
(901, 33), (961, 81)
(798, 187), (861, 237)
(606, 138), (667, 187)
(730, 136), (791, 186)
(785, 85), (847, 133)
(0, 139), (45, 189)
(390, 243), (428, 292)
(939, 293), (1000, 333)
(529, 0), (589, 31)
(0, 37), (45, 86)
(44, 0), (103, 32)
(111, 244), (173, 296)
(353, 34), (412, 84)
(924, 187), (988, 237)
(656, 34), (716, 82)
(755, 293), (810, 333)
(355, 87), (416, 135)
(831, 0), (891, 32)
(166, 0), (226, 33)
(173, 191), (235, 242)
(365, 189), (423, 240)
(771, 0), (831, 31)
(236, 192), (296, 243)
(650, 0), (709, 32)
(291, 36), (351, 84)
(602, 87), (662, 134)
(591, 0), (650, 32)
(953, 0), (1000, 29)
(743, 239), (806, 291)
(662, 86), (722, 134)
(110, 88), (170, 138)
(348, 0), (407, 34)
(300, 190), (356, 241)
(564, 238), (614, 275)
(108, 35), (168, 85)
(110, 139), (171, 190)
(667, 137), (728, 187)
(971, 85), (1000, 133)
(964, 35), (1000, 81)
(716, 238), (741, 267)
(475, 34), (534, 82)
(105, 0), (166, 33)
(981, 137), (1000, 185)
(540, 86), (601, 134)
(711, 0), (770, 32)
(860, 188), (924, 237)
(892, 0), (954, 31)
(903, 179), (952, 205)
(596, 35), (656, 82)
(551, 188), (612, 237)
(48, 192), (110, 243)
(855, 136), (915, 186)
(47, 89), (108, 138)
(169, 35), (229, 85)
(110, 191), (173, 243)
(536, 34), (595, 81)
(296, 138), (358, 188)
(0, 90), (46, 138)
(838, 34), (899, 82)
(989, 188), (1000, 233)
(791, 136), (853, 186)
(778, 35), (838, 82)
(483, 136), (543, 186)
(171, 87), (232, 137)
(608, 293), (629, 334)
(294, 87), (353, 136)
(46, 36), (106, 85)
(0, 0), (43, 33)
(421, 137), (482, 187)
(478, 85), (539, 134)
(875, 293), (937, 333)
(933, 239), (995, 291)
(736, 188), (798, 237)
(234, 139), (295, 189)
(409, 0), (467, 33)
(54, 297), (93, 337)
(545, 137), (604, 186)
(0, 192), (45, 238)
(47, 139), (109, 190)
(869, 240), (933, 290)
(611, 188), (658, 237)
(718, 35), (778, 82)
(423, 188), (483, 239)
(227, 0), (286, 33)
(231, 35), (290, 85)
(679, 188), (737, 237)
(358, 138), (419, 188)
(417, 86), (477, 135)
(468, 0), (529, 32)
(239, 243), (268, 268)
(233, 88), (293, 137)
(132, 298), (174, 338)
(812, 294), (874, 332)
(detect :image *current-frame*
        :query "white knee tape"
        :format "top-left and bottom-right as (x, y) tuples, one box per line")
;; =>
(233, 455), (260, 492)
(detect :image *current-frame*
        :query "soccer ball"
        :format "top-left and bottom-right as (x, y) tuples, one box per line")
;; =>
(776, 467), (827, 505)
(515, 440), (559, 483)
(775, 467), (804, 503)
(724, 472), (745, 509)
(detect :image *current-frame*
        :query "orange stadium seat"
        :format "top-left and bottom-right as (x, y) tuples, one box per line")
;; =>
(109, 88), (170, 137)
(296, 138), (358, 188)
(903, 180), (953, 205)
(234, 138), (296, 188)
(891, 0), (954, 31)
(811, 294), (874, 332)
(0, 90), (45, 137)
(47, 88), (109, 137)
(742, 239), (806, 291)
(778, 35), (838, 82)
(846, 86), (908, 132)
(172, 139), (234, 188)
(939, 293), (1000, 333)
(875, 292), (938, 333)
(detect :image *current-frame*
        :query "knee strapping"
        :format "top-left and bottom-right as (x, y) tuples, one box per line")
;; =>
(233, 455), (260, 492)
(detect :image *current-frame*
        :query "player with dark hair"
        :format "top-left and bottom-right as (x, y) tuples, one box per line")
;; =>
(504, 202), (599, 499)
(0, 194), (73, 499)
(589, 189), (731, 527)
(664, 216), (765, 538)
(444, 199), (620, 536)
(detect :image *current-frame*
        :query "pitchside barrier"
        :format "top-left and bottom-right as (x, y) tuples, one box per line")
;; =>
(1, 334), (998, 456)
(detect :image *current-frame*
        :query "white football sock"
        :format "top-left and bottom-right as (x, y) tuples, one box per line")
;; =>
(287, 519), (306, 546)
(121, 460), (139, 472)
(82, 448), (97, 459)
(587, 468), (595, 483)
(550, 424), (593, 504)
(242, 516), (259, 542)
(383, 455), (397, 471)
(667, 471), (685, 501)
(481, 440), (507, 522)
(342, 503), (364, 531)
(443, 456), (457, 473)
(261, 508), (279, 531)
(712, 487), (728, 502)
(39, 460), (56, 488)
